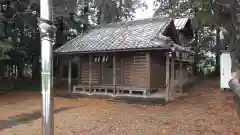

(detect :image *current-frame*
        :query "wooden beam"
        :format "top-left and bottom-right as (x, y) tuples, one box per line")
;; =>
(121, 59), (124, 85)
(146, 52), (151, 94)
(89, 54), (92, 93)
(179, 53), (183, 93)
(68, 57), (72, 93)
(165, 52), (170, 102)
(113, 55), (116, 95)
(78, 56), (81, 84)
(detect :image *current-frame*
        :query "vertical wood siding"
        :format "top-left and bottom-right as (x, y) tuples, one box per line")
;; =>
(123, 57), (133, 85)
(102, 56), (113, 85)
(116, 58), (122, 85)
(132, 54), (148, 87)
(92, 62), (100, 84)
(178, 33), (189, 47)
(150, 52), (166, 88)
(77, 52), (153, 88)
(80, 56), (89, 84)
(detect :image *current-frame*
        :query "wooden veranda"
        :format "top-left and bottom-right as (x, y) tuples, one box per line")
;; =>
(55, 50), (194, 101)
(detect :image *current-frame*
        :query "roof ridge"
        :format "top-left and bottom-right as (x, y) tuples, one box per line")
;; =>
(96, 16), (171, 29)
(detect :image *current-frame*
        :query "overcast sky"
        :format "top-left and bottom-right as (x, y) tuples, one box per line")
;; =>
(135, 0), (155, 20)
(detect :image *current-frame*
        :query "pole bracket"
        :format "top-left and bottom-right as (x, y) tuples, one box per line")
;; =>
(39, 18), (57, 34)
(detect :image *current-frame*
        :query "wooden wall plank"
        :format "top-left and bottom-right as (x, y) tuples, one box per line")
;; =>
(92, 62), (100, 84)
(81, 57), (89, 84)
(132, 54), (147, 88)
(113, 55), (116, 94)
(102, 57), (113, 85)
(123, 57), (133, 85)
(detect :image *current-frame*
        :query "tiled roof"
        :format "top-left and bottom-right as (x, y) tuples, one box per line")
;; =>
(55, 17), (175, 54)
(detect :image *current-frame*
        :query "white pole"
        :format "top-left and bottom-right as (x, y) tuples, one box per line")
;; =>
(40, 0), (55, 134)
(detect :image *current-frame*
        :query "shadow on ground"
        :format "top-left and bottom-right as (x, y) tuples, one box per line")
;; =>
(58, 94), (167, 106)
(107, 97), (167, 106)
(0, 106), (75, 131)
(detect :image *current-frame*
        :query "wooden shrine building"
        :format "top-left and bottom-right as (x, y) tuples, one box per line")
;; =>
(54, 17), (195, 101)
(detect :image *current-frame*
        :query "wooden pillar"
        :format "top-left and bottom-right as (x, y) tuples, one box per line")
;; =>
(121, 59), (124, 85)
(89, 54), (92, 93)
(68, 57), (72, 93)
(165, 52), (170, 102)
(100, 61), (103, 85)
(55, 56), (60, 85)
(59, 57), (63, 82)
(179, 53), (183, 93)
(113, 55), (116, 95)
(170, 52), (175, 100)
(146, 52), (151, 96)
(78, 56), (81, 84)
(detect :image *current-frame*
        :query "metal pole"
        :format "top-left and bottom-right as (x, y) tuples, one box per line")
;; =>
(40, 0), (54, 134)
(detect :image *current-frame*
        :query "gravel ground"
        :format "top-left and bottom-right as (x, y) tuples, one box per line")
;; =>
(0, 79), (240, 135)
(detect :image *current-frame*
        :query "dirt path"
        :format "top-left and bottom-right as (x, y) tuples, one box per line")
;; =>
(0, 78), (240, 135)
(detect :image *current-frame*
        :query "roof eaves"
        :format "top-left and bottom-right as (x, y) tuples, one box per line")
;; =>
(54, 47), (171, 55)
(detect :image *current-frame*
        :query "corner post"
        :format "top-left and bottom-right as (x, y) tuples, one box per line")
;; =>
(113, 55), (116, 95)
(165, 52), (170, 102)
(170, 52), (175, 100)
(56, 56), (61, 85)
(68, 57), (72, 93)
(146, 52), (151, 97)
(59, 58), (63, 82)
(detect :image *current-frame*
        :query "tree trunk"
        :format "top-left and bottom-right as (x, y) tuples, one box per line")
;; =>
(32, 57), (40, 80)
(0, 60), (4, 80)
(193, 30), (199, 76)
(116, 0), (122, 22)
(54, 17), (66, 49)
(215, 27), (220, 75)
(82, 0), (89, 32)
(17, 63), (24, 79)
(229, 0), (240, 118)
(97, 11), (101, 25)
